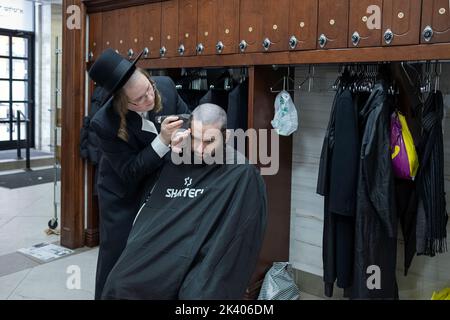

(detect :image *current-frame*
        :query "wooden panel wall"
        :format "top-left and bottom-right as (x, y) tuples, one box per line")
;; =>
(247, 66), (293, 298)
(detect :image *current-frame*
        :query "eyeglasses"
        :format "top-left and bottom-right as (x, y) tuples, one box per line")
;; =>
(128, 80), (155, 106)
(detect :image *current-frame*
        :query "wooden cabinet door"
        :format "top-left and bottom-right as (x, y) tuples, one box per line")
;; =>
(178, 0), (198, 56)
(239, 0), (263, 53)
(126, 6), (143, 59)
(317, 0), (349, 49)
(215, 0), (240, 54)
(261, 0), (289, 52)
(382, 0), (421, 46)
(348, 0), (383, 47)
(421, 0), (450, 43)
(197, 0), (216, 55)
(88, 12), (102, 62)
(288, 0), (318, 51)
(141, 2), (162, 59)
(102, 10), (120, 53)
(116, 8), (130, 56)
(161, 0), (179, 58)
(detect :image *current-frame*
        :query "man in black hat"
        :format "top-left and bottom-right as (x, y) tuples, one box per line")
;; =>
(87, 48), (189, 299)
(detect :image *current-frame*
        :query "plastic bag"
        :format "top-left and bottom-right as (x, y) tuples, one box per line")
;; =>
(271, 91), (298, 136)
(390, 111), (419, 180)
(258, 262), (300, 300)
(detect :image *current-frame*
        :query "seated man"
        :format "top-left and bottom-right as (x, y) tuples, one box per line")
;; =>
(101, 103), (267, 300)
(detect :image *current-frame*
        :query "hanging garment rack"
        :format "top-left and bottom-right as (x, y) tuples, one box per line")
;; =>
(298, 65), (315, 92)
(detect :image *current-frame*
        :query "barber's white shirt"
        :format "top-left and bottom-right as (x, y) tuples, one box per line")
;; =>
(136, 111), (170, 158)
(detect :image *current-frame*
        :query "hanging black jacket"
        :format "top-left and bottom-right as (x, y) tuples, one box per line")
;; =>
(318, 89), (359, 297)
(350, 81), (398, 299)
(227, 81), (248, 131)
(90, 76), (189, 299)
(416, 91), (448, 256)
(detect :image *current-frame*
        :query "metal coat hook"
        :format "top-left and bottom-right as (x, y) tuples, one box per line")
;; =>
(401, 62), (415, 87)
(270, 75), (295, 93)
(298, 65), (314, 92)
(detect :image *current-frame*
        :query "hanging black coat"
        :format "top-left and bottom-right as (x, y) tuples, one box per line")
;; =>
(318, 89), (359, 297)
(90, 76), (189, 299)
(101, 147), (267, 300)
(227, 81), (248, 131)
(350, 81), (398, 299)
(416, 90), (448, 256)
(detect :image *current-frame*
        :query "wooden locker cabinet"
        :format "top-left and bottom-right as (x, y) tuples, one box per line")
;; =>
(141, 2), (162, 59)
(197, 0), (216, 55)
(317, 0), (350, 49)
(261, 0), (290, 52)
(116, 8), (130, 56)
(421, 0), (450, 43)
(102, 10), (120, 53)
(348, 0), (383, 47)
(125, 6), (143, 59)
(88, 12), (102, 62)
(178, 0), (198, 57)
(215, 0), (240, 55)
(161, 0), (179, 58)
(382, 0), (421, 46)
(288, 0), (318, 51)
(239, 0), (263, 53)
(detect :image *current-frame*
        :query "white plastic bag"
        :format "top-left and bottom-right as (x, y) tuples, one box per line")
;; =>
(258, 262), (300, 300)
(271, 90), (298, 136)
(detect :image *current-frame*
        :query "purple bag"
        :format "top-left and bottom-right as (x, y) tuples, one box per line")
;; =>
(390, 112), (418, 180)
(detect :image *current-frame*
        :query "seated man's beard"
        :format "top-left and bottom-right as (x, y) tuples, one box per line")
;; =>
(191, 145), (226, 165)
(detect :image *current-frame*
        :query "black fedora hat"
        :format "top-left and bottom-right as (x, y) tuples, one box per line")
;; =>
(88, 48), (145, 105)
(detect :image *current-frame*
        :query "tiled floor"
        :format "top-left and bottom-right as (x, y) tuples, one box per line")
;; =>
(0, 169), (321, 300)
(0, 180), (59, 257)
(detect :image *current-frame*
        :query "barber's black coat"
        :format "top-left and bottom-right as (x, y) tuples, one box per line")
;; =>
(101, 149), (267, 300)
(90, 76), (189, 299)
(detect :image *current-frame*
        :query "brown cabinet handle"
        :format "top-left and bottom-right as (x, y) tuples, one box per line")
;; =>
(216, 41), (224, 54)
(196, 43), (205, 54)
(178, 44), (185, 56)
(159, 46), (167, 57)
(239, 40), (248, 52)
(384, 29), (394, 45)
(289, 36), (298, 49)
(143, 47), (149, 58)
(318, 34), (328, 48)
(127, 48), (134, 59)
(351, 31), (360, 46)
(423, 26), (434, 42)
(262, 38), (271, 51)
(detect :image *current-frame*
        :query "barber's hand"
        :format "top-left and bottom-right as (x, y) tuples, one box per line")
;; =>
(171, 129), (191, 154)
(160, 116), (183, 146)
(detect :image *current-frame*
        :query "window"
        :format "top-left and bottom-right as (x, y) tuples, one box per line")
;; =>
(0, 29), (34, 149)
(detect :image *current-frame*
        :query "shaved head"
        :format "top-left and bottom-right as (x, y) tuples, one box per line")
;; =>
(191, 103), (227, 131)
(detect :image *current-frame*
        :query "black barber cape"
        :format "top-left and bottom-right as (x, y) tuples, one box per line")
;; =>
(102, 147), (267, 299)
